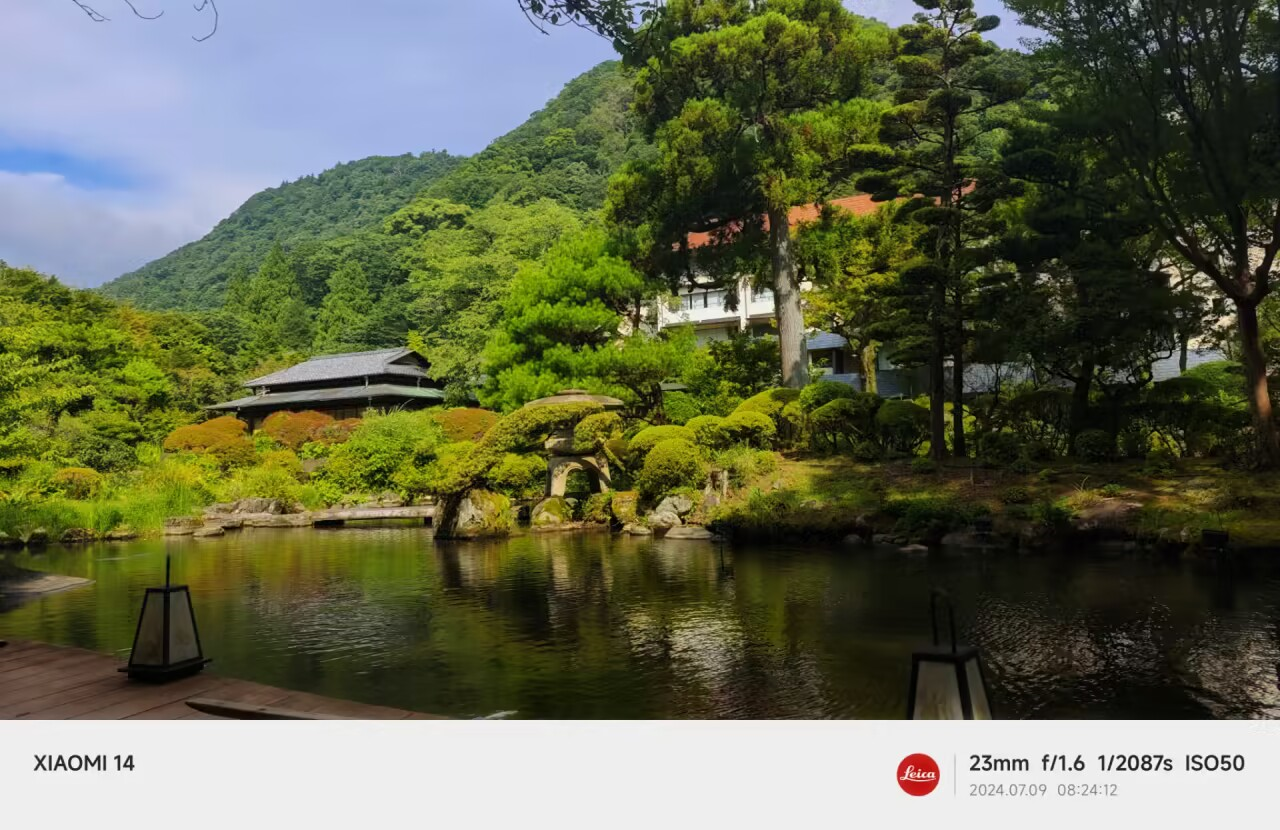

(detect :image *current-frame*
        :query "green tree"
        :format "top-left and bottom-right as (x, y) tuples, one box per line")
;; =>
(607, 0), (893, 389)
(483, 228), (689, 418)
(1005, 0), (1280, 463)
(871, 0), (1026, 458)
(314, 260), (375, 353)
(226, 242), (313, 359)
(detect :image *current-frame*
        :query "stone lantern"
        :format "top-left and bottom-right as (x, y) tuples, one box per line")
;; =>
(522, 389), (624, 498)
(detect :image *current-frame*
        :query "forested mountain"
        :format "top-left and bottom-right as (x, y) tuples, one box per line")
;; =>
(101, 151), (463, 310)
(100, 61), (645, 312)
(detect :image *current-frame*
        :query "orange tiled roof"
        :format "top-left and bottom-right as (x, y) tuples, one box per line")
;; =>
(686, 194), (883, 249)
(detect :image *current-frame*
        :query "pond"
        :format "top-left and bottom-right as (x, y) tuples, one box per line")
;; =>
(2, 527), (1279, 719)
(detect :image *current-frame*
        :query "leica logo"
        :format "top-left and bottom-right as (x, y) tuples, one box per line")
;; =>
(897, 754), (941, 796)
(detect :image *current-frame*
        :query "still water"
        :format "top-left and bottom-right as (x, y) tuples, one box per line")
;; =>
(3, 527), (1279, 719)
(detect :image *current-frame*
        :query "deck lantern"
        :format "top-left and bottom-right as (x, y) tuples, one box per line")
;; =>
(907, 589), (992, 720)
(120, 555), (210, 682)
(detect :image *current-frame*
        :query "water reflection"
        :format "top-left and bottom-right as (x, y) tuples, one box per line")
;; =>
(2, 528), (1278, 719)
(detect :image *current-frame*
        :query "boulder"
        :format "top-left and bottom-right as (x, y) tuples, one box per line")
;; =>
(24, 528), (49, 548)
(1072, 499), (1143, 535)
(622, 523), (652, 536)
(104, 527), (138, 542)
(657, 494), (696, 517)
(434, 490), (513, 540)
(234, 497), (284, 515)
(899, 544), (930, 555)
(531, 497), (574, 530)
(0, 532), (23, 549)
(193, 525), (226, 538)
(611, 492), (640, 525)
(647, 509), (682, 530)
(842, 533), (867, 548)
(215, 517), (244, 530)
(664, 526), (717, 541)
(163, 517), (203, 536)
(205, 502), (236, 517)
(59, 528), (97, 544)
(872, 534), (894, 545)
(243, 514), (312, 528)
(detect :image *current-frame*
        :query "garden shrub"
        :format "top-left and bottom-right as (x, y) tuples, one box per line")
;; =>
(798, 380), (855, 413)
(686, 415), (728, 449)
(219, 465), (301, 505)
(910, 457), (937, 474)
(883, 494), (986, 533)
(720, 411), (776, 448)
(316, 418), (362, 444)
(662, 391), (701, 425)
(628, 425), (696, 463)
(483, 402), (603, 453)
(852, 440), (883, 461)
(875, 400), (930, 453)
(713, 446), (776, 488)
(582, 492), (613, 523)
(978, 431), (1022, 467)
(261, 410), (334, 450)
(1009, 456), (1035, 475)
(1074, 429), (1114, 462)
(486, 453), (547, 501)
(1004, 387), (1073, 456)
(259, 449), (304, 480)
(636, 438), (706, 500)
(163, 415), (248, 453)
(432, 407), (502, 443)
(1100, 483), (1127, 498)
(206, 435), (257, 469)
(49, 467), (103, 499)
(574, 411), (624, 451)
(734, 388), (802, 443)
(321, 410), (445, 494)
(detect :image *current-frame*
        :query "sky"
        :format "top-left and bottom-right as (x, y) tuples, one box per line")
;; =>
(0, 0), (1035, 288)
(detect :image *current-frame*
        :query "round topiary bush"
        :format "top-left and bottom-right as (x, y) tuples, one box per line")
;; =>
(50, 467), (103, 499)
(686, 415), (728, 449)
(798, 380), (855, 413)
(720, 411), (776, 448)
(1075, 429), (1114, 462)
(636, 438), (707, 501)
(875, 400), (930, 453)
(978, 431), (1022, 467)
(999, 485), (1032, 505)
(627, 425), (696, 463)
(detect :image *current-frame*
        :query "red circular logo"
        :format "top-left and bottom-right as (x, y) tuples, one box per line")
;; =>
(897, 753), (940, 796)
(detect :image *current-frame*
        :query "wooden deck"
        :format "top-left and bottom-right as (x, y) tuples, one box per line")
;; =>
(0, 640), (447, 720)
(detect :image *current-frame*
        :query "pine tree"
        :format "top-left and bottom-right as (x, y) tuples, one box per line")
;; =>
(314, 260), (374, 353)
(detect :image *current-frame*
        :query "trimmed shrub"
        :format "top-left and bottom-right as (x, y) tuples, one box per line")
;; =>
(734, 387), (803, 441)
(261, 410), (334, 450)
(720, 411), (776, 448)
(259, 449), (304, 480)
(636, 438), (707, 500)
(432, 407), (501, 443)
(50, 467), (103, 499)
(321, 410), (445, 494)
(486, 453), (547, 501)
(1074, 429), (1114, 462)
(628, 425), (696, 463)
(316, 418), (362, 444)
(219, 465), (301, 504)
(662, 391), (701, 425)
(798, 380), (856, 413)
(852, 440), (883, 461)
(875, 400), (930, 453)
(978, 431), (1022, 467)
(163, 415), (248, 452)
(999, 485), (1032, 505)
(910, 457), (938, 474)
(686, 415), (728, 450)
(206, 435), (257, 469)
(574, 412), (624, 451)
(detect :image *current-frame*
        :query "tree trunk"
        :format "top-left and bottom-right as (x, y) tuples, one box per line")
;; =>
(929, 283), (947, 460)
(769, 207), (808, 388)
(1179, 334), (1189, 373)
(860, 343), (878, 394)
(1067, 362), (1095, 456)
(1237, 300), (1280, 466)
(951, 297), (967, 458)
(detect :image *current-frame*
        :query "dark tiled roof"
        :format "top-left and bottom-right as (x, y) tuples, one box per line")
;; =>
(207, 383), (445, 411)
(244, 348), (427, 388)
(807, 332), (848, 351)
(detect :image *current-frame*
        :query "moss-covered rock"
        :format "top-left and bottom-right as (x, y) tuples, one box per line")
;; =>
(582, 492), (613, 523)
(611, 491), (640, 524)
(435, 489), (513, 539)
(531, 496), (574, 529)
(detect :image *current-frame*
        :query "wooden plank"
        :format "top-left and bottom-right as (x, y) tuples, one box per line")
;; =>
(0, 676), (126, 718)
(185, 698), (356, 720)
(40, 674), (228, 720)
(0, 641), (57, 665)
(0, 653), (114, 694)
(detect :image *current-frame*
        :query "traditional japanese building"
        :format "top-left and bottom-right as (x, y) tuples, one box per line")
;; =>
(206, 347), (445, 431)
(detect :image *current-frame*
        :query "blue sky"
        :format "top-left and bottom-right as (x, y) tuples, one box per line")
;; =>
(0, 1), (1032, 288)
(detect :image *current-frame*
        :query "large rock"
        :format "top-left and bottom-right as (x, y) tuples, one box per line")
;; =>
(24, 528), (49, 548)
(434, 490), (512, 540)
(0, 532), (23, 549)
(656, 494), (696, 517)
(531, 497), (574, 530)
(622, 523), (653, 536)
(205, 502), (236, 517)
(163, 517), (203, 536)
(104, 527), (138, 542)
(647, 509), (682, 530)
(842, 533), (867, 548)
(59, 528), (97, 544)
(234, 497), (285, 515)
(243, 514), (312, 528)
(611, 492), (640, 525)
(1072, 500), (1143, 535)
(193, 525), (226, 538)
(664, 526), (718, 541)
